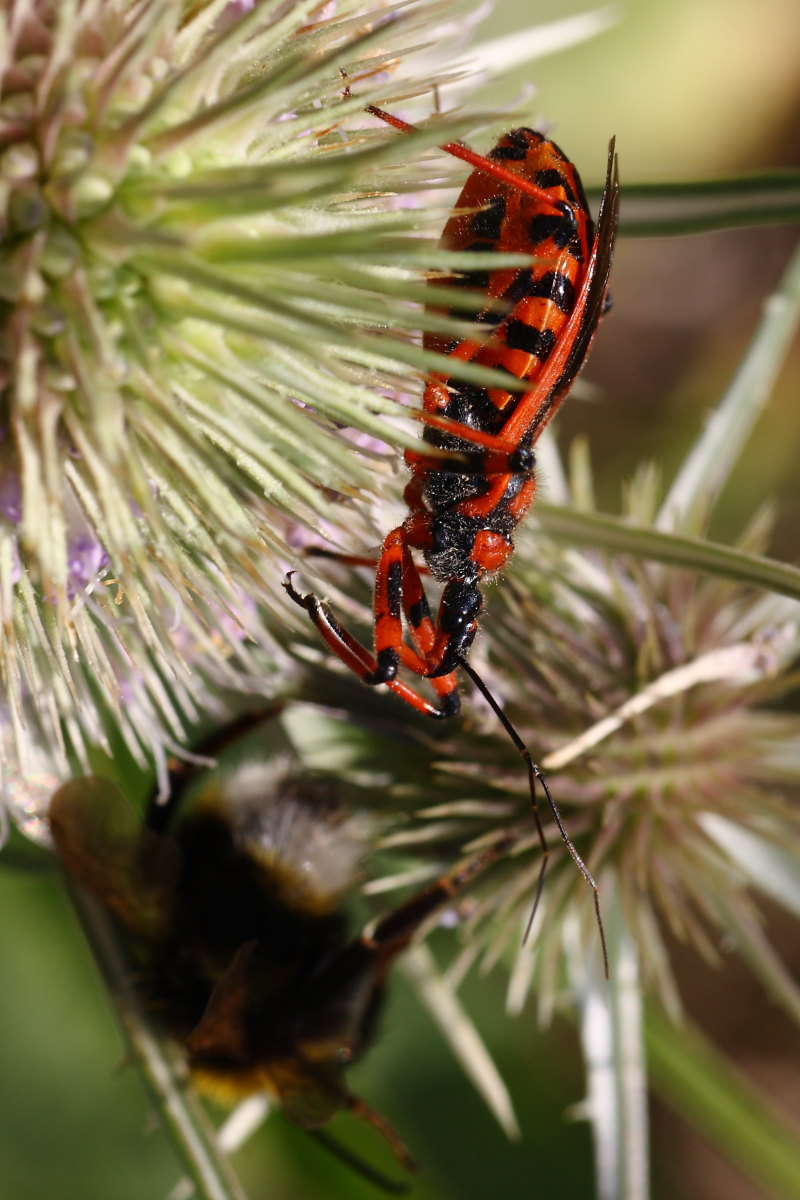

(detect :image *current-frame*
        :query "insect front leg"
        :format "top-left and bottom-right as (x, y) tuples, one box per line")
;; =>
(283, 544), (460, 720)
(364, 834), (515, 960)
(368, 524), (462, 715)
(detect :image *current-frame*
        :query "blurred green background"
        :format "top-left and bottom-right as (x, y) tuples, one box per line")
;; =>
(2, 0), (799, 1198)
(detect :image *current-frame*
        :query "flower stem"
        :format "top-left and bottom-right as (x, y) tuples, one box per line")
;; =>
(612, 173), (800, 237)
(646, 1006), (800, 1200)
(65, 877), (250, 1200)
(536, 504), (800, 602)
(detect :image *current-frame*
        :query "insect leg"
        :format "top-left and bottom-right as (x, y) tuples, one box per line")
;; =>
(363, 103), (574, 213)
(313, 837), (513, 1010)
(324, 524), (451, 699)
(405, 443), (536, 478)
(283, 571), (457, 719)
(309, 1127), (413, 1195)
(341, 1097), (419, 1176)
(364, 835), (514, 958)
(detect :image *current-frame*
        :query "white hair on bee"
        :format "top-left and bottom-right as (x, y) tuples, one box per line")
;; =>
(202, 756), (368, 915)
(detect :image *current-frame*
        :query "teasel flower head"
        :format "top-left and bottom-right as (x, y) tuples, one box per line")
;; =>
(445, 480), (799, 1008)
(316, 242), (800, 1029)
(281, 246), (800, 1194)
(2, 0), (558, 820)
(268, 235), (800, 1194)
(4, 2), (798, 1191)
(336, 467), (800, 1020)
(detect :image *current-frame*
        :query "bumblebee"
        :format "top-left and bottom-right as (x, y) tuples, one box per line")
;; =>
(49, 710), (504, 1177)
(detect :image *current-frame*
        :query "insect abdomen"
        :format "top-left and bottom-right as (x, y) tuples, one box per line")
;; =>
(418, 129), (594, 553)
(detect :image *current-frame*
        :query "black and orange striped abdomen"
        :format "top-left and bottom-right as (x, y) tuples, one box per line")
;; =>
(424, 128), (593, 389)
(414, 128), (598, 582)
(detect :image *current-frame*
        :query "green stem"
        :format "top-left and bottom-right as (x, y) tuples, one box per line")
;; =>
(595, 172), (800, 236)
(646, 1006), (800, 1200)
(66, 880), (250, 1200)
(659, 238), (800, 527)
(536, 504), (800, 602)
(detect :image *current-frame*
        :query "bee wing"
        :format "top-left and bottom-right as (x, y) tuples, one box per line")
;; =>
(186, 942), (348, 1128)
(50, 775), (180, 943)
(185, 940), (255, 1064)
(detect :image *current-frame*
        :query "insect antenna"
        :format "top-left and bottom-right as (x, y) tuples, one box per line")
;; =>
(457, 655), (608, 978)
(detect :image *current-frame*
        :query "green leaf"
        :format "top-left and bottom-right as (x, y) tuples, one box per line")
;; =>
(602, 173), (800, 237)
(659, 239), (800, 529)
(535, 504), (800, 602)
(646, 1006), (800, 1200)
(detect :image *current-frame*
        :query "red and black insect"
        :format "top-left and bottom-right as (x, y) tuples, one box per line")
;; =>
(286, 103), (619, 962)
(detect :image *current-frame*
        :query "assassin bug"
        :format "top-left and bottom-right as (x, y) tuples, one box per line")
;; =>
(286, 99), (619, 966)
